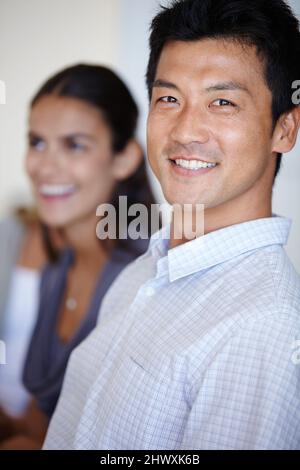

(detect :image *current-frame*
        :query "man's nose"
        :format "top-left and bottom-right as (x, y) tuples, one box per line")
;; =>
(170, 104), (210, 145)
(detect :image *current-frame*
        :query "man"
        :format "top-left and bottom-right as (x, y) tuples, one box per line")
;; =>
(44, 0), (300, 449)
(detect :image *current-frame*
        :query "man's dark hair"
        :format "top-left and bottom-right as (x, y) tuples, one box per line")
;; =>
(146, 0), (300, 178)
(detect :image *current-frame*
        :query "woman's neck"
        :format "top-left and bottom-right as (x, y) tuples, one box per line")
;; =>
(58, 214), (111, 266)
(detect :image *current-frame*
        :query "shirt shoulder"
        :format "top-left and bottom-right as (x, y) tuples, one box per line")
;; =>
(182, 245), (300, 376)
(207, 244), (300, 326)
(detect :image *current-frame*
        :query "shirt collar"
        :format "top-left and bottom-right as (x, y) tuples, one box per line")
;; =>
(147, 216), (291, 282)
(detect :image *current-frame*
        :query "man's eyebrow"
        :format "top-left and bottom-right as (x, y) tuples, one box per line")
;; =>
(152, 79), (180, 92)
(152, 79), (252, 97)
(204, 81), (252, 96)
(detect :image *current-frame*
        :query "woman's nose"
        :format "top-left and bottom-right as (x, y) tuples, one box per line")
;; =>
(35, 147), (65, 177)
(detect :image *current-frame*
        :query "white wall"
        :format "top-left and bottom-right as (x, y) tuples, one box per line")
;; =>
(0, 0), (299, 271)
(0, 0), (119, 212)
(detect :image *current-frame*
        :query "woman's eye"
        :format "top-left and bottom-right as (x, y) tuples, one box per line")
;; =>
(66, 141), (87, 152)
(210, 99), (236, 107)
(29, 138), (46, 152)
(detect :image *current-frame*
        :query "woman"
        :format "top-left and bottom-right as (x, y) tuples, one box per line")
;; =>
(0, 64), (157, 449)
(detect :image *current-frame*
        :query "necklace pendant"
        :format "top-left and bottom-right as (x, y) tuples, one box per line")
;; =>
(66, 297), (77, 311)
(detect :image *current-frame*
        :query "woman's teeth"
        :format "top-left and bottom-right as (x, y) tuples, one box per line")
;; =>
(39, 184), (77, 197)
(174, 159), (217, 170)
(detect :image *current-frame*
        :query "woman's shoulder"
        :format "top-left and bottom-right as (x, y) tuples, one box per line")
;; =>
(0, 207), (42, 243)
(0, 214), (26, 242)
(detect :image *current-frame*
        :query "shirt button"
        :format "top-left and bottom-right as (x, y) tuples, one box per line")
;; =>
(145, 286), (155, 297)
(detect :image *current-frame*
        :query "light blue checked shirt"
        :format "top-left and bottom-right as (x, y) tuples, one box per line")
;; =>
(44, 216), (300, 450)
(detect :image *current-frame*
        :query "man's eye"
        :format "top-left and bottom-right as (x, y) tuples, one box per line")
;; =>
(211, 99), (236, 107)
(158, 96), (177, 104)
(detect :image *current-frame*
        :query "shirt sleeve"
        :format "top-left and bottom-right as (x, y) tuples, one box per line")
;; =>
(180, 313), (300, 450)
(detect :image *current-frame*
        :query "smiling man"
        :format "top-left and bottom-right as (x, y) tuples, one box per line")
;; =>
(44, 0), (300, 450)
(148, 40), (282, 240)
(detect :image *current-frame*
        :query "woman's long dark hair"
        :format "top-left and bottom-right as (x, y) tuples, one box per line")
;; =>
(29, 64), (158, 259)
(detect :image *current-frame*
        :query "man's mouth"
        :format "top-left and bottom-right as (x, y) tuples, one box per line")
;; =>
(173, 158), (217, 170)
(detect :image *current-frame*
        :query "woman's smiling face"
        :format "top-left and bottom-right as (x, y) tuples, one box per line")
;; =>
(26, 95), (118, 228)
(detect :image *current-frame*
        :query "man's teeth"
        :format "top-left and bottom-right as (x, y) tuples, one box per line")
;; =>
(174, 159), (217, 170)
(40, 184), (77, 196)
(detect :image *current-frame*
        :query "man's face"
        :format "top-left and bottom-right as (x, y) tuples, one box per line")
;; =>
(147, 39), (276, 210)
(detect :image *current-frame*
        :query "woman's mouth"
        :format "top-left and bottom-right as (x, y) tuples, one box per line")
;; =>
(38, 183), (77, 199)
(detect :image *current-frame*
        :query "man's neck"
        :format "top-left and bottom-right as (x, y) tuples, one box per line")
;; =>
(169, 194), (272, 249)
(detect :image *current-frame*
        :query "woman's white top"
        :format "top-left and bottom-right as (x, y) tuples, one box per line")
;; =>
(0, 266), (40, 416)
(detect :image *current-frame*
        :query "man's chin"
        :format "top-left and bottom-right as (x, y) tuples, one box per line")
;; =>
(164, 195), (208, 208)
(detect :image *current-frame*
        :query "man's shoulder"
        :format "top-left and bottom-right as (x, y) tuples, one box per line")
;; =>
(189, 244), (300, 339)
(188, 248), (300, 377)
(243, 245), (300, 315)
(218, 245), (300, 332)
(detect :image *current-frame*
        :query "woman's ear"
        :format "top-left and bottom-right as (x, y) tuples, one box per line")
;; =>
(271, 107), (300, 154)
(112, 139), (143, 181)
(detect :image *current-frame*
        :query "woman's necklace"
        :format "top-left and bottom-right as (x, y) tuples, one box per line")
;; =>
(65, 296), (77, 311)
(63, 247), (108, 313)
(65, 267), (79, 311)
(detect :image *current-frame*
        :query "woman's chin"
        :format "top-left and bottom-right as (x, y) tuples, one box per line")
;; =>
(37, 212), (72, 229)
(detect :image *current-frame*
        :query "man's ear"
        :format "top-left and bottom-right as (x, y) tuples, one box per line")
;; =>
(112, 139), (143, 181)
(271, 106), (300, 154)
